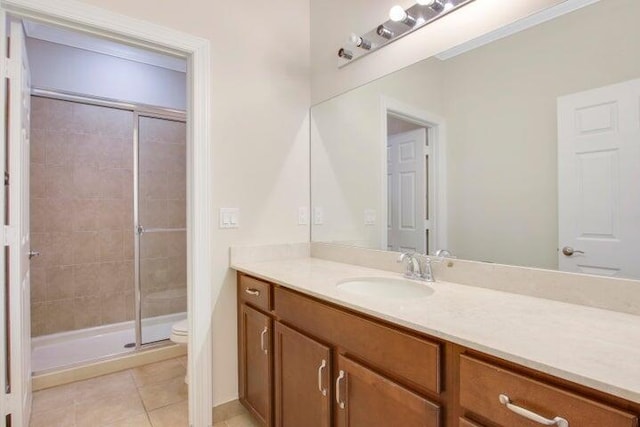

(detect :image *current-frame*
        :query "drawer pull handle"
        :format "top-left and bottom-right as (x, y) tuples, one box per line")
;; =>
(499, 394), (569, 427)
(245, 288), (260, 296)
(317, 359), (327, 396)
(260, 327), (268, 355)
(336, 370), (346, 409)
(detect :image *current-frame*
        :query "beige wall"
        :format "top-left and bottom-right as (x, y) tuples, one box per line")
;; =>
(72, 0), (311, 406)
(311, 58), (444, 247)
(311, 0), (566, 104)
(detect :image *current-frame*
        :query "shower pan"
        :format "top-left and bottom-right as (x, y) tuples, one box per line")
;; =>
(29, 92), (187, 373)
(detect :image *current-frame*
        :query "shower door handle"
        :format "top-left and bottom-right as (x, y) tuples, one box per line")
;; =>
(28, 250), (40, 260)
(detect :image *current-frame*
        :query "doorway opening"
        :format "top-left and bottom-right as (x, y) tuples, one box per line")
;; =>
(0, 0), (212, 425)
(386, 115), (433, 254)
(24, 20), (188, 373)
(381, 96), (447, 255)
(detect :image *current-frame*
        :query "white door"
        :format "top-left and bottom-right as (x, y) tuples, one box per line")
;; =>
(557, 78), (640, 279)
(387, 129), (427, 253)
(1, 18), (32, 427)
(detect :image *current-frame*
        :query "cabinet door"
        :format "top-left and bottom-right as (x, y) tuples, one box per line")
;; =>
(239, 304), (272, 426)
(335, 354), (440, 427)
(274, 322), (331, 427)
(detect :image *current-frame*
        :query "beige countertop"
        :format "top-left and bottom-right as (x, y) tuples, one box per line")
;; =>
(231, 257), (640, 404)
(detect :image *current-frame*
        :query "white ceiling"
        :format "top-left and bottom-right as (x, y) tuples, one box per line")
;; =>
(23, 20), (187, 73)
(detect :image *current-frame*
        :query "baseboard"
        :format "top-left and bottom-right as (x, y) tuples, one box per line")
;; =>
(32, 343), (186, 391)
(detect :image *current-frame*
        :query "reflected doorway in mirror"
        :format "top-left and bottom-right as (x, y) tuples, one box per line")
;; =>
(382, 96), (447, 256)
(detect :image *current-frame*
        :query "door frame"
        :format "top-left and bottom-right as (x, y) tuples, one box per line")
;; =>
(380, 96), (448, 254)
(0, 1), (213, 426)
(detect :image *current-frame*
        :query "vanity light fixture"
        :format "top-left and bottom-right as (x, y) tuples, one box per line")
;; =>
(376, 25), (394, 40)
(389, 5), (417, 27)
(337, 0), (475, 67)
(349, 33), (372, 50)
(417, 0), (445, 12)
(338, 48), (353, 60)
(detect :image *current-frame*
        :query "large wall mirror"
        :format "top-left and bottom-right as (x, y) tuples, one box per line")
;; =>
(311, 0), (640, 279)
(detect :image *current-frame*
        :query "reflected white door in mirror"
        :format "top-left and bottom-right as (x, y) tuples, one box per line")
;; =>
(382, 97), (447, 256)
(558, 78), (640, 279)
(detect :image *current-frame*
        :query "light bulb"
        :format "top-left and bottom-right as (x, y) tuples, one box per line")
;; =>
(417, 0), (436, 5)
(443, 1), (454, 11)
(389, 5), (417, 26)
(389, 5), (408, 22)
(349, 33), (372, 50)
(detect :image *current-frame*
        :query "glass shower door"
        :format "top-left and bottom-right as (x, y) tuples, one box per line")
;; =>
(136, 115), (187, 346)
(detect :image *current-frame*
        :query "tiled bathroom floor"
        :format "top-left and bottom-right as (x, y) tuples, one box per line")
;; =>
(30, 356), (258, 427)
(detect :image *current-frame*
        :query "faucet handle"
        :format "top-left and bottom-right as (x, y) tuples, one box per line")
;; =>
(434, 249), (455, 262)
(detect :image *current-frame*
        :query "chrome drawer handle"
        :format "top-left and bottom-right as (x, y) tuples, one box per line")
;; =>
(245, 288), (260, 296)
(317, 359), (327, 396)
(336, 370), (346, 409)
(499, 394), (569, 427)
(260, 327), (268, 355)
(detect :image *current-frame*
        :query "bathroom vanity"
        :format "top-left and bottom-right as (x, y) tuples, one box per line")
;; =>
(234, 256), (640, 427)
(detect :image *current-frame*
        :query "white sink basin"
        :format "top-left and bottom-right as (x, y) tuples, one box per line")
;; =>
(336, 277), (434, 299)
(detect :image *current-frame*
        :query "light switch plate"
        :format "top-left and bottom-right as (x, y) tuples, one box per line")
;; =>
(364, 209), (376, 225)
(313, 207), (324, 225)
(219, 208), (239, 229)
(298, 207), (309, 225)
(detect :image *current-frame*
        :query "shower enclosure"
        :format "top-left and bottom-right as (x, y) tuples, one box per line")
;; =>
(29, 92), (186, 372)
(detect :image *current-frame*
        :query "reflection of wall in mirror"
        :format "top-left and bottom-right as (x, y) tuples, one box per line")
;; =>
(311, 0), (640, 270)
(311, 58), (444, 249)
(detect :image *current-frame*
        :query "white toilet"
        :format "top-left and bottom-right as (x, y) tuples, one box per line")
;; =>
(170, 318), (188, 383)
(170, 318), (188, 345)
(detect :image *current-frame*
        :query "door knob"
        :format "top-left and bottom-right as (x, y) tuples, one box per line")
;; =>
(562, 246), (584, 257)
(28, 250), (40, 259)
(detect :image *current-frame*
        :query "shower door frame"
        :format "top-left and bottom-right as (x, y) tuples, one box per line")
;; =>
(0, 1), (214, 426)
(133, 111), (188, 350)
(31, 89), (188, 351)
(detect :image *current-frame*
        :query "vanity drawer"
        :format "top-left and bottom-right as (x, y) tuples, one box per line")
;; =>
(459, 418), (483, 427)
(239, 274), (272, 312)
(459, 355), (638, 427)
(274, 286), (440, 395)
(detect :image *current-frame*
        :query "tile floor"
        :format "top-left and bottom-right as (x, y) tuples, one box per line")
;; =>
(30, 357), (260, 427)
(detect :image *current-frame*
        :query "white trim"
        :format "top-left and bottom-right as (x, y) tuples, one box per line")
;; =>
(0, 1), (213, 426)
(23, 20), (187, 72)
(380, 96), (448, 255)
(436, 0), (600, 60)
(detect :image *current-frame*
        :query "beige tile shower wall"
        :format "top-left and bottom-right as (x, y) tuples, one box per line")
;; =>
(30, 96), (136, 336)
(138, 117), (187, 319)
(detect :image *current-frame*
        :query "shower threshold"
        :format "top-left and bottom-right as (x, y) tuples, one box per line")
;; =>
(31, 312), (186, 373)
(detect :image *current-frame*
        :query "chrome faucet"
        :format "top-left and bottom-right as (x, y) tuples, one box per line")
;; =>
(397, 252), (434, 282)
(398, 252), (420, 279)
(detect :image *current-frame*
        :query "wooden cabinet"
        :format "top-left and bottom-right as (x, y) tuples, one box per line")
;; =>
(237, 273), (640, 427)
(238, 303), (272, 426)
(335, 354), (440, 427)
(459, 355), (638, 427)
(274, 322), (331, 427)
